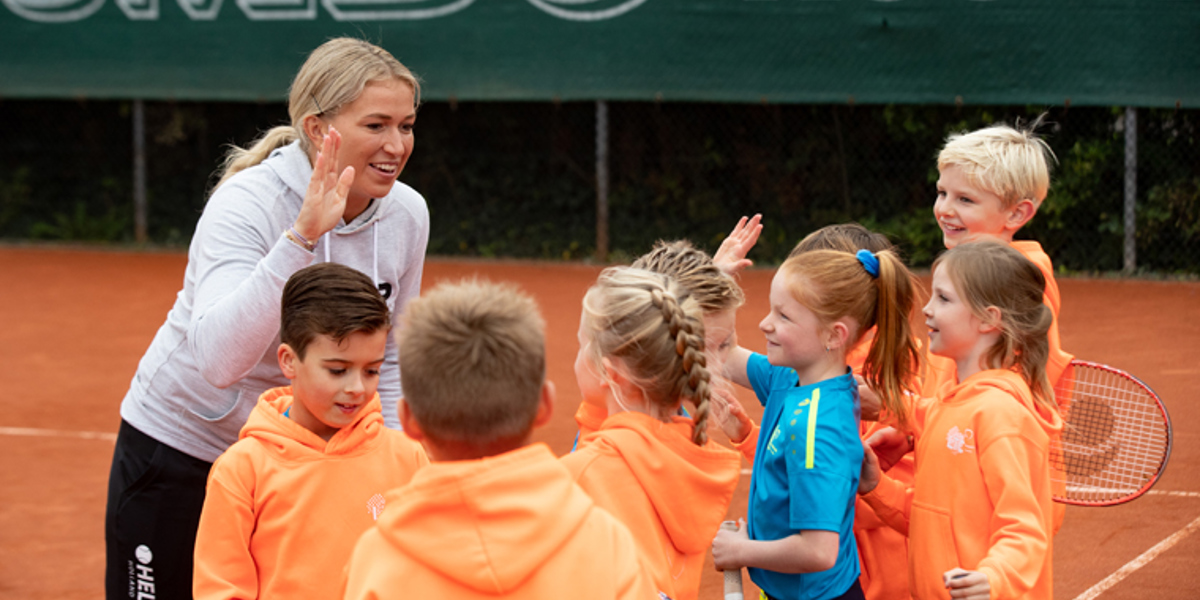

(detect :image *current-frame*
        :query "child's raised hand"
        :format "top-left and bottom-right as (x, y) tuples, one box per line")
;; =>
(864, 426), (913, 472)
(854, 374), (881, 422)
(858, 440), (881, 494)
(943, 568), (989, 600)
(713, 214), (763, 276)
(710, 518), (749, 571)
(710, 386), (754, 444)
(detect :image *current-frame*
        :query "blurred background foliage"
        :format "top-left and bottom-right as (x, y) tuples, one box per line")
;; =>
(1, 100), (1196, 273)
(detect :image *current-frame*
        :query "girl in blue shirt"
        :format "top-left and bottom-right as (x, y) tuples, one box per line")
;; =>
(712, 248), (921, 600)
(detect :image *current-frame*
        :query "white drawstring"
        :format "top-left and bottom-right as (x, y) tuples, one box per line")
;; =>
(322, 218), (380, 294)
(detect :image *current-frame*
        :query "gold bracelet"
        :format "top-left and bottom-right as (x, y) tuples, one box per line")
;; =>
(284, 229), (315, 253)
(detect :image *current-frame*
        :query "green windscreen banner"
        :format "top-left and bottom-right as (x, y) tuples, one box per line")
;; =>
(2, 0), (1197, 106)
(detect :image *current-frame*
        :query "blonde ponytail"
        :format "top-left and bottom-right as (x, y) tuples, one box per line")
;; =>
(581, 267), (715, 445)
(213, 126), (298, 191)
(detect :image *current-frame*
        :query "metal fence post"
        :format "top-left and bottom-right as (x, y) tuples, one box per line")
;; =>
(1124, 106), (1137, 274)
(133, 99), (148, 244)
(595, 99), (609, 262)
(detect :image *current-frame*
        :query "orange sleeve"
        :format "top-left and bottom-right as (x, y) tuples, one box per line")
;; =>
(860, 470), (912, 537)
(974, 434), (1053, 599)
(732, 422), (759, 462)
(193, 453), (259, 600)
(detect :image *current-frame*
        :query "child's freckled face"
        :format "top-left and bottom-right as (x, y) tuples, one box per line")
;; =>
(286, 330), (388, 440)
(933, 164), (1014, 248)
(759, 272), (826, 371)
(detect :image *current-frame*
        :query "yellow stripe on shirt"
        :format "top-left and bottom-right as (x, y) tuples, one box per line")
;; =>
(805, 388), (820, 469)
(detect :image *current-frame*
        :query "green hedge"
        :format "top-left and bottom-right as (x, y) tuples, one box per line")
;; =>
(2, 100), (1196, 273)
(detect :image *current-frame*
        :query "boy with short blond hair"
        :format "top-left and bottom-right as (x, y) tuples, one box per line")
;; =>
(342, 279), (656, 600)
(926, 120), (1074, 399)
(193, 262), (428, 600)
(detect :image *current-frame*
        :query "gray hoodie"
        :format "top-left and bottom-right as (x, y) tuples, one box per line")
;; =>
(119, 141), (429, 462)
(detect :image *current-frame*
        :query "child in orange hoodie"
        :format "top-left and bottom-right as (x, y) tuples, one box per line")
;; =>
(859, 241), (1063, 600)
(562, 266), (743, 600)
(192, 263), (428, 600)
(712, 247), (922, 600)
(342, 279), (657, 600)
(573, 234), (754, 446)
(921, 120), (1074, 533)
(923, 119), (1073, 401)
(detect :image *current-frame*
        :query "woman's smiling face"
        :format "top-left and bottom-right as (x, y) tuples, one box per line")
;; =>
(321, 78), (417, 210)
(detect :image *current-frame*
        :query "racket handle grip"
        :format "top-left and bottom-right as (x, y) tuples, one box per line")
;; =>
(719, 520), (745, 600)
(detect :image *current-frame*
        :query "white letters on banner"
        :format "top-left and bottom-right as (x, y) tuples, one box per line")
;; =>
(2, 0), (651, 22)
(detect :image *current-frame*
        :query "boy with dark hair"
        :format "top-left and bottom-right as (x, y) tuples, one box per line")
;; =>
(193, 262), (427, 600)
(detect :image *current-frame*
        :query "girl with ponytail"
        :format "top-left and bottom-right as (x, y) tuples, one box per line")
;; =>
(105, 38), (429, 600)
(859, 240), (1063, 600)
(561, 266), (741, 600)
(712, 246), (921, 600)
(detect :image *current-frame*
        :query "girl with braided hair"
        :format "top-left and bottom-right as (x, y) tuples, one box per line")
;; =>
(560, 266), (742, 600)
(711, 247), (921, 600)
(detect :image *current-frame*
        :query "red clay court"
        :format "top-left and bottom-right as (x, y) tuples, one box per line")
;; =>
(1, 246), (1197, 599)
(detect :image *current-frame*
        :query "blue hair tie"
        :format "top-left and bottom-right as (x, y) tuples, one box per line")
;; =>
(856, 249), (880, 278)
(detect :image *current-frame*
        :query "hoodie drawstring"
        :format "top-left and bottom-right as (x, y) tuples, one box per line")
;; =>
(321, 220), (381, 297)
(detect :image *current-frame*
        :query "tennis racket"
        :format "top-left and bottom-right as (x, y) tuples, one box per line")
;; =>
(1050, 360), (1172, 506)
(719, 521), (745, 600)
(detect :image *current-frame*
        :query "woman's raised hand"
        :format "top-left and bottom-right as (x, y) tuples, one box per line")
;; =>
(294, 128), (355, 242)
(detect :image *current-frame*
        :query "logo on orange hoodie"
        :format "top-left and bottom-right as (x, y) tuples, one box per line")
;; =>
(367, 494), (387, 520)
(946, 426), (975, 454)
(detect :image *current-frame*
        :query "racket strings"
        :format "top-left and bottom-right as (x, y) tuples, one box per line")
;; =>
(1051, 364), (1170, 504)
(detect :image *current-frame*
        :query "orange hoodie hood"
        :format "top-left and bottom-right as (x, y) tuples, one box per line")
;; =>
(938, 369), (1063, 439)
(243, 386), (387, 457)
(371, 443), (594, 594)
(574, 412), (742, 555)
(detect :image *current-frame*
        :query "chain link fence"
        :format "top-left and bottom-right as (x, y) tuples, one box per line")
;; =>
(2, 99), (1196, 274)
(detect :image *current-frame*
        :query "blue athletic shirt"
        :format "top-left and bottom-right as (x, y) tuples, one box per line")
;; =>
(745, 353), (863, 600)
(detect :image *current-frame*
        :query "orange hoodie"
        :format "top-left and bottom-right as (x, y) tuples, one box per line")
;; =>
(920, 240), (1071, 533)
(846, 333), (913, 600)
(193, 387), (428, 600)
(863, 370), (1063, 600)
(560, 411), (742, 600)
(855, 421), (913, 600)
(341, 443), (658, 600)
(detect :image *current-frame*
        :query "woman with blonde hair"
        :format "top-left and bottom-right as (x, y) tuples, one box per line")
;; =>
(105, 38), (429, 600)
